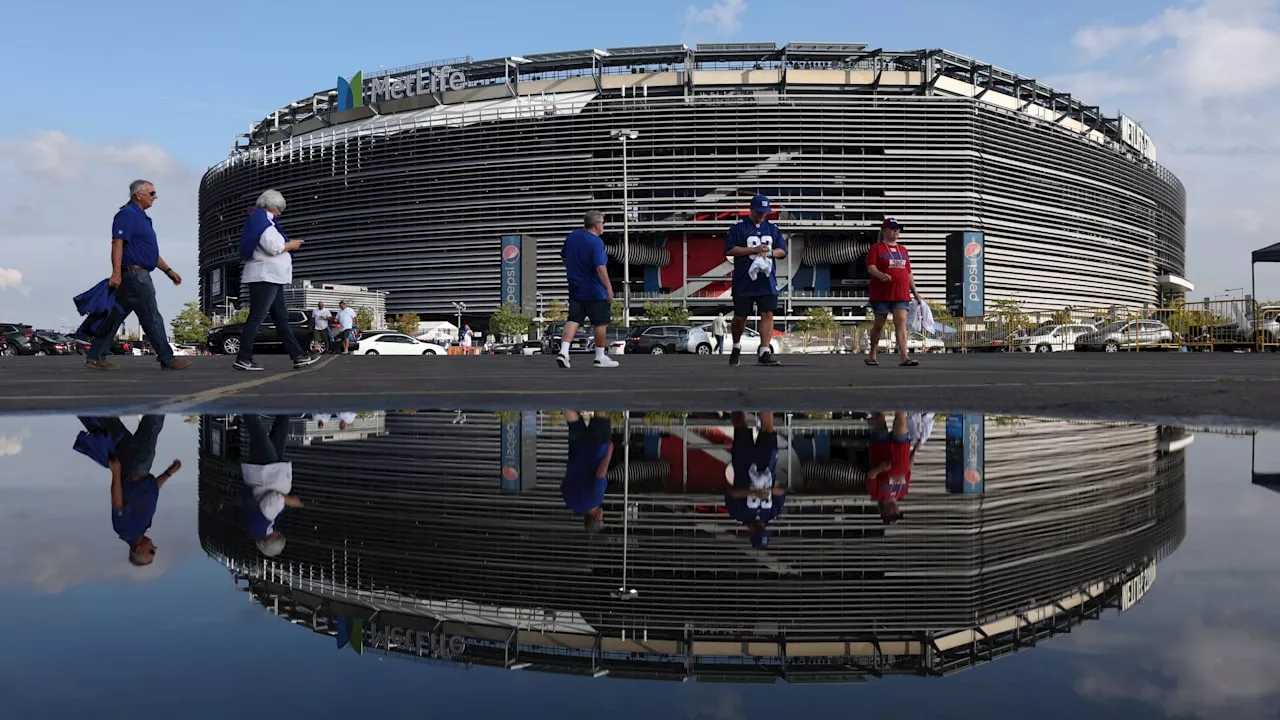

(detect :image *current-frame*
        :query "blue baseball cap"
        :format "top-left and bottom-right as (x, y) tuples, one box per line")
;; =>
(882, 217), (903, 230)
(750, 194), (771, 213)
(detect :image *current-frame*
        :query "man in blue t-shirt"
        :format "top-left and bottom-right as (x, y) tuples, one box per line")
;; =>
(724, 194), (787, 367)
(85, 179), (191, 371)
(557, 210), (619, 370)
(107, 415), (182, 566)
(725, 411), (785, 549)
(561, 410), (615, 533)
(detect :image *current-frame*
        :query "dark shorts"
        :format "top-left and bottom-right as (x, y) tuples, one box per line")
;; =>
(870, 301), (911, 316)
(733, 294), (778, 318)
(734, 426), (779, 455)
(569, 416), (613, 444)
(568, 299), (611, 326)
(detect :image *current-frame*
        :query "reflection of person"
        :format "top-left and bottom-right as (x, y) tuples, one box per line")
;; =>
(868, 411), (920, 524)
(865, 218), (924, 367)
(726, 411), (785, 548)
(239, 414), (302, 557)
(561, 411), (614, 533)
(102, 415), (180, 566)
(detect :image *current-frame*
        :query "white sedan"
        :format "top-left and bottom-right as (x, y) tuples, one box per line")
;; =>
(353, 332), (447, 356)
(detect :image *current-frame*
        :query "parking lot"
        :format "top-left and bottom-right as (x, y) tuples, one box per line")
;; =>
(2, 352), (1278, 426)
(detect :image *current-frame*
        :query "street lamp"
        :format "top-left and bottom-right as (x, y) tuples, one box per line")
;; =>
(611, 129), (639, 327)
(452, 301), (466, 333)
(223, 296), (239, 323)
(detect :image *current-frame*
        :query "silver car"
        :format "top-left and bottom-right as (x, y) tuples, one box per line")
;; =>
(1074, 320), (1175, 352)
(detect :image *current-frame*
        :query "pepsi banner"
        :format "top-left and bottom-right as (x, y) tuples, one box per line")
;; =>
(946, 231), (985, 318)
(500, 411), (538, 494)
(945, 414), (985, 495)
(499, 234), (538, 314)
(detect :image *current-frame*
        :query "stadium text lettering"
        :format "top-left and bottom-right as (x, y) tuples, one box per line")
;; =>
(367, 66), (467, 103)
(368, 626), (468, 658)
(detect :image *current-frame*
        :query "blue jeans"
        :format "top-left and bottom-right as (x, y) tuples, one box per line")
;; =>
(88, 269), (175, 366)
(237, 282), (304, 363)
(117, 415), (164, 479)
(244, 414), (289, 465)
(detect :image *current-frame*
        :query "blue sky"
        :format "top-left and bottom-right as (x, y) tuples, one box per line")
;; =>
(2, 0), (1278, 327)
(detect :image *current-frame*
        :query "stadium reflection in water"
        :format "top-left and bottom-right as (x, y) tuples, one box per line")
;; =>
(197, 410), (1188, 684)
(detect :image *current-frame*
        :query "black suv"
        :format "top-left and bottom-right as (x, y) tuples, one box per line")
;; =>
(540, 323), (628, 355)
(207, 310), (356, 355)
(0, 323), (37, 355)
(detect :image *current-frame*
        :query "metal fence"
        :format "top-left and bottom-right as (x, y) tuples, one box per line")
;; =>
(940, 300), (1273, 353)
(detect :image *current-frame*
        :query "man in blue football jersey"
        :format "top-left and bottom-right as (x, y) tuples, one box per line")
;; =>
(725, 411), (785, 549)
(724, 195), (786, 366)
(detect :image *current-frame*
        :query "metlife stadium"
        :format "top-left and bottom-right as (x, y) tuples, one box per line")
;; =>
(197, 42), (1190, 323)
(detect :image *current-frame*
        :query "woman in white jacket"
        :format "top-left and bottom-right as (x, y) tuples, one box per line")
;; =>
(233, 189), (317, 372)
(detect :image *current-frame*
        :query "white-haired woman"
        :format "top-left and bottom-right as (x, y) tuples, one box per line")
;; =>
(233, 189), (316, 371)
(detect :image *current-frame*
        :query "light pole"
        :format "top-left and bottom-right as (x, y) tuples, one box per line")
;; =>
(223, 296), (239, 324)
(611, 129), (638, 327)
(452, 301), (466, 334)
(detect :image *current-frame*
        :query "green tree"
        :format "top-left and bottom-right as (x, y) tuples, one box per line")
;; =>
(988, 299), (1031, 333)
(355, 306), (375, 331)
(641, 298), (690, 325)
(491, 302), (533, 340)
(928, 302), (958, 331)
(544, 298), (567, 323)
(393, 313), (420, 337)
(611, 298), (627, 326)
(795, 307), (839, 349)
(171, 301), (213, 344)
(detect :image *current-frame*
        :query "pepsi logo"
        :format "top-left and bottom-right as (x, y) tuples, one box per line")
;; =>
(502, 465), (520, 482)
(965, 241), (983, 259)
(502, 245), (520, 262)
(965, 468), (982, 485)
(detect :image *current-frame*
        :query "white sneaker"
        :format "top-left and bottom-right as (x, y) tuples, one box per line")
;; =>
(556, 354), (571, 369)
(593, 355), (619, 368)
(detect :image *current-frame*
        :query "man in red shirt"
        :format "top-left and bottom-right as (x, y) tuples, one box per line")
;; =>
(865, 218), (924, 366)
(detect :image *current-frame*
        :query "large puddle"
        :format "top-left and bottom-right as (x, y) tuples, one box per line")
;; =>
(2, 410), (1278, 718)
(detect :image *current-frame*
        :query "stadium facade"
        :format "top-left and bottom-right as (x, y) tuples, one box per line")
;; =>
(198, 43), (1190, 324)
(199, 411), (1187, 682)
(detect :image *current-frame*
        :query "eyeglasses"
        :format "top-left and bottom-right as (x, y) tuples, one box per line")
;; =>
(148, 191), (157, 197)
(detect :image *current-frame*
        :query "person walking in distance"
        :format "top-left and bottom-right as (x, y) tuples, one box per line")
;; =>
(865, 217), (924, 367)
(233, 190), (317, 371)
(556, 210), (619, 369)
(712, 312), (728, 354)
(311, 301), (332, 354)
(85, 180), (191, 371)
(335, 301), (357, 354)
(725, 195), (786, 366)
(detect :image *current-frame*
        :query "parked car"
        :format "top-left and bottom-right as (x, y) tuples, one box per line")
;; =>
(0, 333), (9, 356)
(1074, 320), (1175, 352)
(31, 332), (78, 355)
(353, 332), (446, 356)
(539, 322), (618, 355)
(208, 309), (357, 355)
(877, 331), (946, 354)
(0, 323), (38, 355)
(694, 323), (781, 355)
(1016, 323), (1099, 353)
(624, 325), (710, 354)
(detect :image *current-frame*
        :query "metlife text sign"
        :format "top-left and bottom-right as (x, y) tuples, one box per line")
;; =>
(367, 66), (467, 103)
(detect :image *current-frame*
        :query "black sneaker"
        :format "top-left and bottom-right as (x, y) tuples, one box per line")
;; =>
(758, 351), (781, 366)
(233, 360), (266, 372)
(293, 355), (319, 369)
(729, 347), (741, 367)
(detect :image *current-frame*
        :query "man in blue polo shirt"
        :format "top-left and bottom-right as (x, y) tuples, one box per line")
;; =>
(107, 415), (182, 566)
(724, 194), (786, 366)
(561, 410), (614, 533)
(85, 179), (190, 371)
(556, 210), (619, 369)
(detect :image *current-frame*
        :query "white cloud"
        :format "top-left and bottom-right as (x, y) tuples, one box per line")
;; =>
(1049, 0), (1280, 297)
(0, 267), (23, 291)
(0, 130), (198, 330)
(683, 0), (747, 42)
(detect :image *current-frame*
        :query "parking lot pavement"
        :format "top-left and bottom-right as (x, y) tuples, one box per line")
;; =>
(1, 352), (1278, 426)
